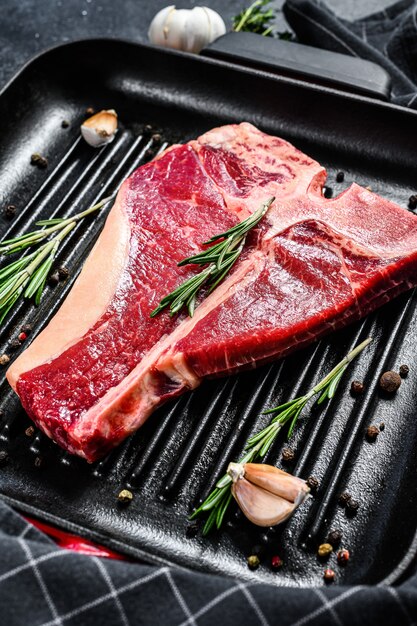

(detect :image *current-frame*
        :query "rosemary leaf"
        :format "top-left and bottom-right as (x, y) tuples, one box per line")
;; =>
(190, 337), (372, 534)
(151, 197), (274, 318)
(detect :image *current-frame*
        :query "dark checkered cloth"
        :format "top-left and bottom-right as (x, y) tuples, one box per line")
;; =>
(3, 2), (417, 623)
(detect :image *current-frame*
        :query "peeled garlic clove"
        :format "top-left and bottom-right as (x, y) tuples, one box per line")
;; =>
(244, 463), (310, 505)
(148, 6), (226, 54)
(81, 109), (118, 148)
(231, 477), (296, 527)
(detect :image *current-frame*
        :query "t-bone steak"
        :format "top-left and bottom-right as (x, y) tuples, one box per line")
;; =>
(7, 123), (417, 461)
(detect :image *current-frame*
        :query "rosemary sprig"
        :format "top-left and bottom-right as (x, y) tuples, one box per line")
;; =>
(232, 0), (275, 37)
(150, 197), (275, 318)
(0, 195), (115, 323)
(190, 337), (372, 535)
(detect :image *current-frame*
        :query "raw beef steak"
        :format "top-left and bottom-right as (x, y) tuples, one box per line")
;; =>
(7, 123), (417, 461)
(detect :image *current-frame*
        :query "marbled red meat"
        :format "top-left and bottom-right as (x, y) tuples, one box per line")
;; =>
(7, 123), (417, 461)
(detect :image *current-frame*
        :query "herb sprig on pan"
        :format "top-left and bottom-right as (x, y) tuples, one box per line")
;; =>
(233, 0), (276, 37)
(150, 196), (275, 318)
(190, 337), (372, 535)
(0, 195), (115, 324)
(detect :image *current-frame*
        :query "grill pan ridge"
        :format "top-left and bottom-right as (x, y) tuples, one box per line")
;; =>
(0, 39), (417, 587)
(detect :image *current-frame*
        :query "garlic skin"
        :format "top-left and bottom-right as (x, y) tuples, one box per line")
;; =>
(148, 6), (226, 54)
(81, 109), (118, 148)
(228, 462), (310, 527)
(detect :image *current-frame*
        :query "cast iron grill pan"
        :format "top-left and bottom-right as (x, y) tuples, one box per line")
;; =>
(0, 40), (416, 587)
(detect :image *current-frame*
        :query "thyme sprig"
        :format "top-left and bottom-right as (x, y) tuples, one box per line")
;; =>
(150, 197), (274, 318)
(190, 337), (372, 535)
(0, 195), (115, 323)
(233, 0), (275, 37)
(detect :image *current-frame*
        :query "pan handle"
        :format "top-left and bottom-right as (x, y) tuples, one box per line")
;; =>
(201, 32), (391, 101)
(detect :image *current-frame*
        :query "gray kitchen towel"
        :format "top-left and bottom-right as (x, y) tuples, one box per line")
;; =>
(284, 0), (417, 107)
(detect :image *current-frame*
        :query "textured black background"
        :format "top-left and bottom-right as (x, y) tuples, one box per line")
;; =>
(0, 0), (395, 90)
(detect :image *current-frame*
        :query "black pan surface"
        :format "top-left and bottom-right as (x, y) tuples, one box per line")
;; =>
(0, 39), (416, 587)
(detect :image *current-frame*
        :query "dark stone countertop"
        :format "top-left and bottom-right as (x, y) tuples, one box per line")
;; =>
(0, 0), (394, 91)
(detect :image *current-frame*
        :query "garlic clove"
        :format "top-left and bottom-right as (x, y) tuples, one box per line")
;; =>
(231, 477), (296, 527)
(81, 109), (118, 148)
(244, 463), (310, 505)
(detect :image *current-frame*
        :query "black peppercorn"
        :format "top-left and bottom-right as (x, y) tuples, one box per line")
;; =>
(327, 529), (343, 548)
(336, 171), (345, 183)
(9, 339), (22, 351)
(144, 124), (153, 133)
(399, 364), (409, 378)
(408, 195), (417, 210)
(346, 498), (359, 515)
(281, 447), (295, 463)
(185, 522), (199, 538)
(306, 476), (319, 492)
(379, 371), (401, 393)
(366, 425), (380, 442)
(30, 153), (48, 169)
(48, 271), (60, 287)
(0, 451), (9, 467)
(338, 492), (351, 507)
(379, 422), (385, 431)
(25, 426), (35, 437)
(21, 324), (33, 335)
(350, 380), (365, 396)
(61, 120), (70, 128)
(85, 107), (95, 115)
(152, 133), (161, 143)
(34, 456), (43, 468)
(323, 186), (333, 198)
(4, 204), (17, 219)
(58, 266), (70, 280)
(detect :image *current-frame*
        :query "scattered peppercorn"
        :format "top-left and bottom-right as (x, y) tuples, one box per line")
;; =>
(18, 332), (27, 342)
(144, 124), (153, 133)
(336, 171), (345, 183)
(21, 324), (33, 335)
(61, 120), (70, 128)
(379, 370), (401, 393)
(152, 133), (161, 143)
(379, 422), (385, 431)
(399, 364), (409, 378)
(48, 271), (60, 287)
(281, 447), (295, 463)
(34, 456), (44, 468)
(25, 426), (35, 437)
(327, 529), (343, 548)
(118, 489), (133, 504)
(251, 544), (265, 557)
(338, 492), (351, 507)
(0, 354), (10, 365)
(85, 107), (95, 115)
(323, 568), (335, 583)
(350, 380), (365, 396)
(306, 476), (319, 492)
(185, 522), (199, 538)
(4, 204), (17, 219)
(0, 451), (9, 467)
(408, 195), (417, 210)
(247, 555), (260, 570)
(30, 153), (48, 169)
(346, 498), (360, 515)
(271, 555), (283, 570)
(58, 266), (70, 280)
(337, 549), (350, 565)
(323, 186), (333, 198)
(318, 543), (333, 559)
(9, 339), (22, 351)
(366, 425), (380, 442)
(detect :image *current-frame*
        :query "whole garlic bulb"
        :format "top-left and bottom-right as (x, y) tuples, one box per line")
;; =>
(148, 6), (226, 54)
